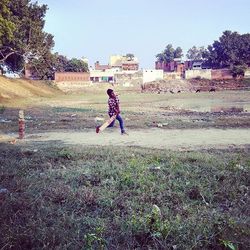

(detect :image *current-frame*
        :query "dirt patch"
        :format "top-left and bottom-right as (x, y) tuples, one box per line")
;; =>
(11, 128), (250, 150)
(142, 78), (250, 93)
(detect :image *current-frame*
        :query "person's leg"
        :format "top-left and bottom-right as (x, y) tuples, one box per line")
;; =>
(116, 114), (125, 133)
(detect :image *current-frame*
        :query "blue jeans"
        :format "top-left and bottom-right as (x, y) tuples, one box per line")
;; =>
(108, 114), (125, 132)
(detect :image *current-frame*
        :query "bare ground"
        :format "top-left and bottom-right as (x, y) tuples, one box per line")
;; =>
(1, 127), (249, 151)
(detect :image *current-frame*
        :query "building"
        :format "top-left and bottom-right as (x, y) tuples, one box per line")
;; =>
(109, 55), (139, 71)
(155, 58), (185, 78)
(110, 55), (125, 67)
(94, 61), (111, 70)
(121, 60), (139, 71)
(156, 59), (212, 79)
(54, 72), (90, 82)
(143, 69), (164, 84)
(90, 68), (121, 82)
(90, 54), (140, 82)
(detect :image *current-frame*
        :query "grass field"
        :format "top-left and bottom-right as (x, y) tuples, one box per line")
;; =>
(0, 78), (250, 249)
(0, 144), (249, 249)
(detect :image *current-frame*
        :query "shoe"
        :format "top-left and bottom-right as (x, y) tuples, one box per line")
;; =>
(121, 131), (129, 135)
(96, 126), (100, 133)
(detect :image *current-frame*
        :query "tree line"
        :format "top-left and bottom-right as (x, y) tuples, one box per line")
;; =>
(0, 0), (88, 79)
(156, 31), (250, 77)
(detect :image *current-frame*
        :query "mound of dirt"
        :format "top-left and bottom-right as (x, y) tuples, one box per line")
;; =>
(188, 78), (250, 91)
(142, 79), (193, 93)
(142, 78), (250, 93)
(0, 76), (61, 102)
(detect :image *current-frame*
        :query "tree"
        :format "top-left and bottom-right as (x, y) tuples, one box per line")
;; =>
(53, 53), (69, 72)
(186, 46), (205, 60)
(29, 51), (55, 80)
(203, 30), (250, 69)
(174, 46), (183, 59)
(125, 53), (135, 61)
(65, 58), (88, 72)
(230, 64), (247, 78)
(0, 0), (15, 71)
(0, 0), (54, 74)
(0, 0), (15, 47)
(155, 53), (165, 63)
(28, 54), (89, 80)
(156, 44), (183, 63)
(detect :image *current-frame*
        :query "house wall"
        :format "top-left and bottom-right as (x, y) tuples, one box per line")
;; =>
(90, 70), (115, 78)
(90, 68), (125, 82)
(211, 69), (233, 80)
(143, 69), (163, 83)
(114, 71), (143, 86)
(155, 61), (185, 73)
(155, 61), (170, 72)
(164, 72), (182, 80)
(110, 55), (139, 68)
(55, 72), (90, 82)
(185, 69), (212, 79)
(122, 63), (139, 71)
(109, 55), (124, 67)
(94, 61), (111, 70)
(244, 69), (250, 78)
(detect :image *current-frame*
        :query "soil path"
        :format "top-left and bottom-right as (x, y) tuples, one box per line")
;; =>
(16, 128), (250, 150)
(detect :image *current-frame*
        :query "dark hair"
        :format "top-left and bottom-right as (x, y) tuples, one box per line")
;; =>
(107, 89), (113, 96)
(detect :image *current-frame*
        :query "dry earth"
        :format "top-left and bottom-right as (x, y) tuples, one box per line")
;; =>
(1, 127), (249, 151)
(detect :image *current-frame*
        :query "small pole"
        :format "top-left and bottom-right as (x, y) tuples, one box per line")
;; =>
(18, 110), (25, 139)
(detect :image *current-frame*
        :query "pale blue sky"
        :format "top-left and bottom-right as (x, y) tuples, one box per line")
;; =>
(35, 0), (250, 68)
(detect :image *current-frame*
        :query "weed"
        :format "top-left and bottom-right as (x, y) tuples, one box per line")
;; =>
(84, 227), (106, 250)
(52, 107), (92, 113)
(58, 148), (74, 159)
(220, 239), (238, 250)
(0, 105), (5, 114)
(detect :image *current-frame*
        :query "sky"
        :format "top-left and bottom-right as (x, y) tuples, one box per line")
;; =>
(34, 0), (250, 69)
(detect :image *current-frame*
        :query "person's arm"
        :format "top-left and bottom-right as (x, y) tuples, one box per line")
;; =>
(116, 104), (120, 114)
(115, 96), (120, 114)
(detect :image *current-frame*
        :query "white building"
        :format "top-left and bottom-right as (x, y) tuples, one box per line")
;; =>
(143, 69), (164, 84)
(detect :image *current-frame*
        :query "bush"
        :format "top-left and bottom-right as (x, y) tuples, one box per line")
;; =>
(230, 64), (247, 78)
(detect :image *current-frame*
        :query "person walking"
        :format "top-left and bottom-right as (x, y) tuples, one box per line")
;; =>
(107, 89), (128, 135)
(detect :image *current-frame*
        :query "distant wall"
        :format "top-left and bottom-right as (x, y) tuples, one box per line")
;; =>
(245, 69), (250, 78)
(122, 63), (139, 71)
(185, 69), (212, 79)
(164, 72), (182, 80)
(115, 71), (142, 87)
(94, 62), (110, 70)
(55, 72), (90, 82)
(211, 69), (233, 80)
(90, 70), (115, 78)
(143, 69), (163, 83)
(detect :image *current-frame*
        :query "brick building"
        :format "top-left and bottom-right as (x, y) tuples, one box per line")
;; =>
(54, 72), (90, 82)
(122, 61), (139, 71)
(94, 61), (111, 70)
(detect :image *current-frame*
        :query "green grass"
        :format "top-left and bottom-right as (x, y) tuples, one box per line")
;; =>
(242, 78), (250, 85)
(52, 107), (93, 113)
(0, 105), (5, 114)
(0, 144), (249, 249)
